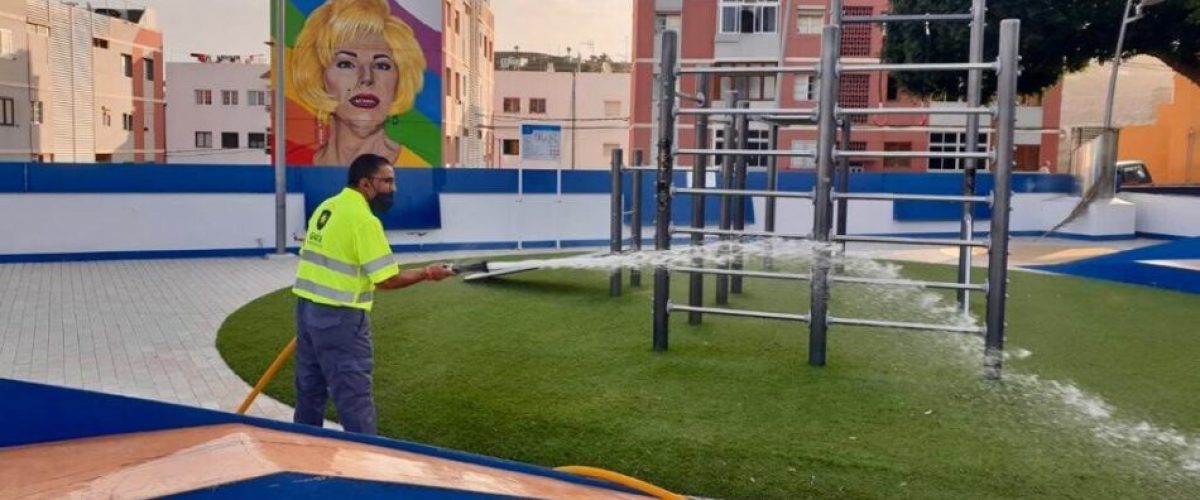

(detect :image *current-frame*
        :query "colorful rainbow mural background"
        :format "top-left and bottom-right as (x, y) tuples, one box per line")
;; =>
(277, 0), (443, 167)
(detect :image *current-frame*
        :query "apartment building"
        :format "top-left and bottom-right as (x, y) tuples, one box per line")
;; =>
(165, 58), (270, 164)
(443, 0), (495, 167)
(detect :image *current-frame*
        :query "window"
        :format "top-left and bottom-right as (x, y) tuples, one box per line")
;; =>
(720, 0), (779, 34)
(247, 90), (267, 106)
(841, 7), (873, 56)
(221, 90), (238, 106)
(883, 142), (913, 169)
(793, 75), (816, 101)
(797, 8), (823, 34)
(602, 143), (621, 162)
(886, 76), (900, 101)
(529, 98), (547, 114)
(221, 132), (239, 149)
(195, 89), (212, 105)
(102, 109), (112, 127)
(26, 24), (49, 37)
(454, 10), (460, 34)
(502, 139), (520, 155)
(247, 132), (267, 149)
(716, 64), (777, 101)
(714, 128), (771, 167)
(604, 100), (621, 117)
(0, 29), (13, 58)
(502, 97), (520, 113)
(790, 140), (816, 169)
(144, 58), (154, 80)
(929, 132), (989, 170)
(122, 113), (133, 131)
(0, 97), (15, 126)
(454, 71), (460, 101)
(444, 68), (452, 97)
(92, 37), (108, 49)
(121, 54), (133, 77)
(195, 131), (212, 148)
(30, 100), (43, 124)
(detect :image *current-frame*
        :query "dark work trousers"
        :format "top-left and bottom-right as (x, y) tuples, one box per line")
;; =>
(293, 297), (377, 434)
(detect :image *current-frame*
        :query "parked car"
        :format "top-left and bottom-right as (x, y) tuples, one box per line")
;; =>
(1116, 160), (1154, 188)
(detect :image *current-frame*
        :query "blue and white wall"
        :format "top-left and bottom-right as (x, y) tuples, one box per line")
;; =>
(1, 162), (1196, 262)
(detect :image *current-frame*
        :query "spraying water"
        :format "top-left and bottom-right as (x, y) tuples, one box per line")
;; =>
(459, 239), (1200, 483)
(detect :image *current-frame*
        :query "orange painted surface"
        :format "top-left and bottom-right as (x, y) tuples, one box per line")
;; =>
(1118, 74), (1200, 184)
(0, 424), (649, 499)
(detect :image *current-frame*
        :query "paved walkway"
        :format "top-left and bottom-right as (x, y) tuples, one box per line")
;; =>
(0, 239), (1159, 423)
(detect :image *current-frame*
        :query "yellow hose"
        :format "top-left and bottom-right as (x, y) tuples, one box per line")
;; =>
(554, 465), (685, 499)
(237, 337), (297, 414)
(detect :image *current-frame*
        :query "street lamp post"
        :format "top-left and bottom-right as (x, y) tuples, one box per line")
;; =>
(1097, 0), (1165, 198)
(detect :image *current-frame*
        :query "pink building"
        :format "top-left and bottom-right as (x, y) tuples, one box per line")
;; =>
(629, 0), (1061, 172)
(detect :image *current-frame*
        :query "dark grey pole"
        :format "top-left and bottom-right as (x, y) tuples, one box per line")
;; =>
(689, 76), (711, 324)
(631, 149), (644, 288)
(715, 89), (737, 306)
(653, 31), (678, 352)
(764, 123), (780, 271)
(836, 119), (851, 243)
(986, 19), (1019, 379)
(731, 98), (750, 294)
(610, 147), (624, 297)
(809, 26), (840, 367)
(273, 0), (288, 255)
(958, 0), (986, 313)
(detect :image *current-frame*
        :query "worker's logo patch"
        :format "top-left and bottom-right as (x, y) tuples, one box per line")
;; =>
(316, 210), (333, 230)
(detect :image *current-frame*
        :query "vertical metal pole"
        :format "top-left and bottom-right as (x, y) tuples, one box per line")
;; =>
(958, 0), (986, 313)
(689, 76), (711, 324)
(631, 149), (644, 288)
(272, 0), (288, 254)
(1098, 0), (1137, 200)
(653, 31), (678, 352)
(809, 26), (840, 368)
(610, 148), (624, 297)
(836, 119), (851, 242)
(731, 99), (750, 294)
(986, 19), (1020, 380)
(715, 89), (737, 305)
(764, 123), (780, 271)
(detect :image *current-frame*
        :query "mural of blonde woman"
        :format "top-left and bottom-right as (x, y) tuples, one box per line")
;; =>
(288, 0), (426, 166)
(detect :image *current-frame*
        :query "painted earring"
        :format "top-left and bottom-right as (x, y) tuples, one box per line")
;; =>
(391, 116), (399, 126)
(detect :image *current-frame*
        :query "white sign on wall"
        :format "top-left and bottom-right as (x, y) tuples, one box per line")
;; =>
(521, 124), (562, 161)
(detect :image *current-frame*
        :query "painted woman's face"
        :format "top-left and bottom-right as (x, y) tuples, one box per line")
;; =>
(323, 32), (398, 129)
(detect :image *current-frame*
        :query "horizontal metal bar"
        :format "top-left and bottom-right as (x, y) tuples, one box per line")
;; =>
(834, 235), (988, 248)
(828, 316), (985, 335)
(677, 107), (816, 116)
(837, 106), (993, 116)
(839, 62), (998, 73)
(672, 227), (812, 240)
(842, 13), (974, 24)
(677, 91), (705, 104)
(678, 148), (817, 157)
(835, 150), (993, 160)
(831, 192), (990, 203)
(829, 275), (986, 292)
(677, 65), (818, 75)
(674, 187), (815, 199)
(669, 304), (811, 322)
(673, 267), (812, 282)
(757, 115), (819, 124)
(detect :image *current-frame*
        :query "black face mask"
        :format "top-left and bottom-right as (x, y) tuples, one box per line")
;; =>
(370, 190), (395, 214)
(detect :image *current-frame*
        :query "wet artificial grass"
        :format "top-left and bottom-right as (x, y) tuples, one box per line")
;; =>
(218, 256), (1200, 499)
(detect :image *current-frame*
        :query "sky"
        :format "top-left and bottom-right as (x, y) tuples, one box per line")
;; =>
(129, 0), (632, 62)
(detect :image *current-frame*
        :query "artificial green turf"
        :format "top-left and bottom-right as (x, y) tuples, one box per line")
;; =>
(218, 256), (1200, 499)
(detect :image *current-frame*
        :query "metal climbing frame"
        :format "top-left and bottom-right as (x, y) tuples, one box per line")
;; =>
(642, 4), (1020, 379)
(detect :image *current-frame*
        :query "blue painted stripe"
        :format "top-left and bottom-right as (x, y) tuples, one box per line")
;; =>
(169, 472), (523, 499)
(0, 379), (643, 495)
(1030, 237), (1200, 294)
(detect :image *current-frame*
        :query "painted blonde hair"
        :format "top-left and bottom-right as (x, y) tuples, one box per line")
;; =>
(288, 0), (426, 124)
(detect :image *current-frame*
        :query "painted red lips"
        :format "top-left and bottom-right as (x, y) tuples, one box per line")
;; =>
(349, 94), (380, 109)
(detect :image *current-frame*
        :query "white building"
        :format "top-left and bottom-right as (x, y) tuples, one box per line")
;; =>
(165, 60), (270, 164)
(493, 68), (630, 169)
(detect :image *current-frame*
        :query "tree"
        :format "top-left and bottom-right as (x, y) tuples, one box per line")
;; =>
(882, 0), (1200, 99)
